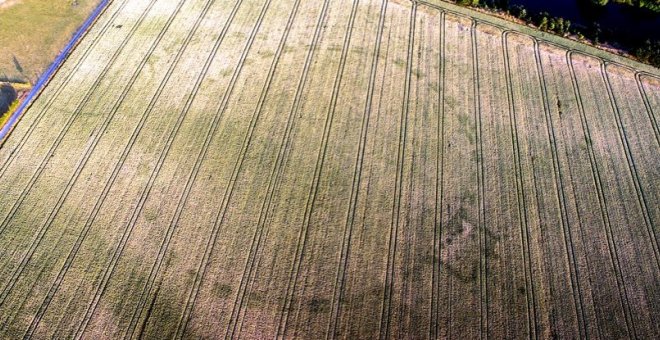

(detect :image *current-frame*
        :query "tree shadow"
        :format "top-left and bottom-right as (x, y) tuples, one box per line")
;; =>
(11, 55), (24, 76)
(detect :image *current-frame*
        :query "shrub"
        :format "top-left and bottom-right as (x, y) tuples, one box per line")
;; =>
(634, 40), (660, 67)
(0, 83), (18, 116)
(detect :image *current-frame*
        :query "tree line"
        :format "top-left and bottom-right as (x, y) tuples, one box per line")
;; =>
(454, 0), (660, 67)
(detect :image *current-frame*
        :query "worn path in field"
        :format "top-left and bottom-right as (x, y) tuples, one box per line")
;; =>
(0, 0), (658, 338)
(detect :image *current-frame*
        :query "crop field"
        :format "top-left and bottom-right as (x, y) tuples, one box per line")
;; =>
(0, 0), (102, 83)
(0, 0), (658, 338)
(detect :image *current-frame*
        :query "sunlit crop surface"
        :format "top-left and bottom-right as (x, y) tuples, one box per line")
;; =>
(0, 0), (658, 338)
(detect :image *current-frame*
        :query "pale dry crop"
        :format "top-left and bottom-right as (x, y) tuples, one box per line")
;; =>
(0, 0), (658, 338)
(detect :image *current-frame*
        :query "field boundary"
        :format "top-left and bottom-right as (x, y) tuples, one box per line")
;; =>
(0, 0), (113, 145)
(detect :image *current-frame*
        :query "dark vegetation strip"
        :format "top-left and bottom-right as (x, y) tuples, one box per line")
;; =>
(221, 0), (309, 337)
(430, 10), (445, 340)
(69, 0), (251, 336)
(271, 0), (333, 330)
(379, 3), (415, 339)
(278, 3), (363, 336)
(123, 0), (268, 339)
(502, 30), (538, 340)
(185, 0), (328, 335)
(0, 0), (114, 144)
(0, 0), (187, 313)
(266, 0), (335, 335)
(135, 1), (310, 335)
(171, 0), (330, 337)
(116, 0), (271, 335)
(325, 1), (388, 339)
(566, 50), (634, 338)
(546, 45), (604, 339)
(601, 64), (660, 270)
(525, 64), (547, 340)
(311, 0), (358, 337)
(533, 40), (586, 338)
(128, 0), (286, 336)
(124, 0), (285, 337)
(210, 0), (319, 332)
(22, 0), (228, 335)
(470, 20), (488, 339)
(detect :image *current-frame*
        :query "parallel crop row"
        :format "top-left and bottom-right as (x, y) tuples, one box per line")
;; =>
(0, 0), (657, 339)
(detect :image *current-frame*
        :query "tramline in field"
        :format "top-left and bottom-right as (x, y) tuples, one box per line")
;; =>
(0, 0), (658, 338)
